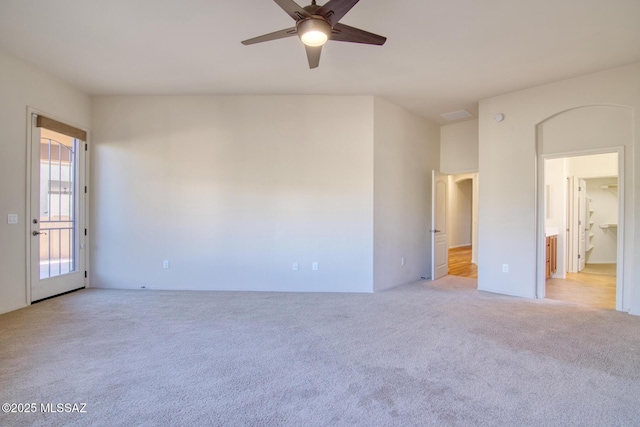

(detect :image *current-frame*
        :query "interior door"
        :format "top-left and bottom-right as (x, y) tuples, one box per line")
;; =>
(30, 114), (87, 302)
(577, 178), (587, 271)
(566, 177), (572, 272)
(431, 171), (448, 280)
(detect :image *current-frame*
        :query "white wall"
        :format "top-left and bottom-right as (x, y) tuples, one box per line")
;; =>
(0, 51), (91, 315)
(373, 98), (439, 291)
(91, 96), (375, 293)
(585, 177), (618, 264)
(567, 153), (618, 178)
(440, 119), (478, 174)
(478, 62), (639, 315)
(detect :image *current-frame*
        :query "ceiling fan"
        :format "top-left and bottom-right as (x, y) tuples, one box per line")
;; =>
(241, 0), (387, 69)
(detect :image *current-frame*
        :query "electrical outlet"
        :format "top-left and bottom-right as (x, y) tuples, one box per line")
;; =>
(312, 262), (318, 271)
(163, 260), (170, 269)
(502, 264), (509, 273)
(401, 257), (405, 266)
(7, 214), (18, 224)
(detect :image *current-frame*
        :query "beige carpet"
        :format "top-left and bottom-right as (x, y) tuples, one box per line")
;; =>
(1, 277), (640, 426)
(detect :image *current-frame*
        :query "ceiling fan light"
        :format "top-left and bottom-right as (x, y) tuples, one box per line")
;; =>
(301, 30), (328, 47)
(297, 19), (331, 47)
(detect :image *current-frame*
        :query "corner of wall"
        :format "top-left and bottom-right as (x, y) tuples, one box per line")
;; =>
(372, 100), (439, 291)
(0, 50), (91, 315)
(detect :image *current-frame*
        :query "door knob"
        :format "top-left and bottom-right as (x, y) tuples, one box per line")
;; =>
(32, 231), (47, 236)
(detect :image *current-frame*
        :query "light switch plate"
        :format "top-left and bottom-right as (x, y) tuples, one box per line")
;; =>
(8, 214), (18, 224)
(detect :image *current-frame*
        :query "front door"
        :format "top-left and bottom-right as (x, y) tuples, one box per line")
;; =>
(29, 114), (87, 302)
(431, 170), (449, 280)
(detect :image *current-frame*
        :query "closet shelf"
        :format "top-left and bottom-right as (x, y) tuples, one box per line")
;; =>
(599, 224), (617, 229)
(600, 184), (618, 189)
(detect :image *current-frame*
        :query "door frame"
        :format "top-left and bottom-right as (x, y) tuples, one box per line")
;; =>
(567, 176), (585, 273)
(536, 146), (625, 310)
(25, 107), (90, 304)
(577, 177), (587, 272)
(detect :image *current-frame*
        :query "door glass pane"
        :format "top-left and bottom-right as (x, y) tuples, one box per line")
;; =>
(39, 129), (77, 279)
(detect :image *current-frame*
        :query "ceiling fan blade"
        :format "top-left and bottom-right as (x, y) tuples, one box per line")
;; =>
(305, 45), (322, 69)
(273, 0), (310, 20)
(330, 23), (386, 45)
(241, 27), (298, 45)
(316, 0), (360, 26)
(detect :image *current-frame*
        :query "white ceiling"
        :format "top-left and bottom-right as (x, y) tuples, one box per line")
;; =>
(1, 0), (639, 123)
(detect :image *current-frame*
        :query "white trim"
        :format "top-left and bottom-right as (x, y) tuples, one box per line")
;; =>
(616, 148), (625, 311)
(0, 303), (30, 316)
(84, 127), (91, 289)
(585, 262), (618, 265)
(479, 287), (536, 299)
(535, 148), (544, 299)
(441, 168), (479, 175)
(25, 110), (34, 306)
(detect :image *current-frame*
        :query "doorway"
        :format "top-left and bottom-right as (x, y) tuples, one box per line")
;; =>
(448, 174), (477, 278)
(431, 171), (479, 280)
(541, 152), (621, 309)
(28, 112), (88, 302)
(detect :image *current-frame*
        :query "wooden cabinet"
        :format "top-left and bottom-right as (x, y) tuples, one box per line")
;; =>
(546, 235), (557, 279)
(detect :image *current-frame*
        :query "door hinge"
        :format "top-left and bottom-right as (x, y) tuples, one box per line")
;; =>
(85, 143), (88, 151)
(84, 228), (87, 236)
(84, 271), (87, 278)
(578, 254), (581, 259)
(84, 186), (87, 194)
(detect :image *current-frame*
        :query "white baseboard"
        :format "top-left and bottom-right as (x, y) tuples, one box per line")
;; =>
(0, 302), (29, 315)
(477, 286), (535, 299)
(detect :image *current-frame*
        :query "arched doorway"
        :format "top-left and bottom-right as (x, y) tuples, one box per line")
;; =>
(536, 105), (630, 311)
